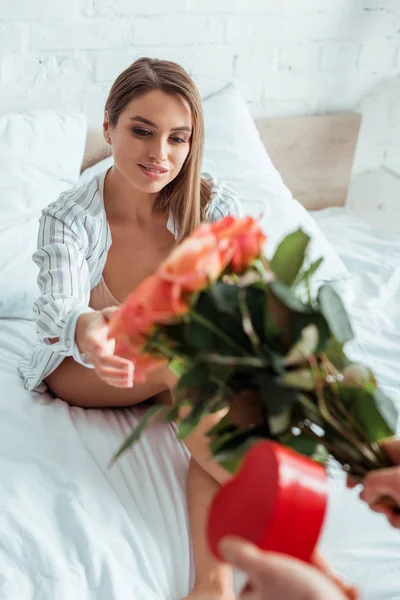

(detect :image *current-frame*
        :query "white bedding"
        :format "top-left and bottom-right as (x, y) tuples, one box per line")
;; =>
(1, 206), (400, 600)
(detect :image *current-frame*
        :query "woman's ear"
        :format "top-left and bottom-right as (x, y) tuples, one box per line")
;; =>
(103, 111), (111, 144)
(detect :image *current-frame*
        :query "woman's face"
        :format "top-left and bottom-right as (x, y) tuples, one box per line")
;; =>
(104, 89), (193, 194)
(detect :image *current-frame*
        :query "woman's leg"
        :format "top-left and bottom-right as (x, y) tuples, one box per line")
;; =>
(183, 458), (234, 600)
(173, 406), (235, 599)
(45, 356), (177, 408)
(47, 360), (234, 598)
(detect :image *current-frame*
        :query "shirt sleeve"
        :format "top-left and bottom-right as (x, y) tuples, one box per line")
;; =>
(202, 172), (244, 220)
(33, 198), (95, 367)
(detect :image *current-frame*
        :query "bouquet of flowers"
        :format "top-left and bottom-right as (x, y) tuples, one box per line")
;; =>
(109, 216), (398, 483)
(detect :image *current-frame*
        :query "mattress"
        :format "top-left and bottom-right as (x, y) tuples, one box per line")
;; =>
(1, 206), (400, 600)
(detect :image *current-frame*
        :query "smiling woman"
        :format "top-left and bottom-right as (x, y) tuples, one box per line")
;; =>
(105, 91), (192, 194)
(19, 57), (243, 600)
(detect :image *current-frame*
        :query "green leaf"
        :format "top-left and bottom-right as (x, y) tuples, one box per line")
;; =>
(184, 320), (214, 351)
(269, 407), (293, 435)
(206, 414), (236, 438)
(269, 280), (314, 314)
(110, 404), (167, 464)
(207, 282), (240, 315)
(210, 426), (264, 457)
(318, 285), (354, 344)
(270, 229), (310, 287)
(324, 338), (350, 371)
(284, 325), (319, 366)
(294, 257), (324, 288)
(283, 368), (315, 391)
(292, 312), (331, 354)
(163, 404), (181, 422)
(373, 388), (398, 436)
(169, 357), (190, 377)
(341, 386), (397, 442)
(177, 363), (211, 389)
(279, 432), (321, 459)
(238, 289), (260, 352)
(191, 294), (251, 355)
(255, 371), (300, 416)
(215, 437), (262, 474)
(176, 402), (206, 439)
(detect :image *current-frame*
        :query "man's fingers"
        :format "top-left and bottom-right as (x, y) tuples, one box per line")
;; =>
(346, 475), (358, 490)
(361, 469), (400, 507)
(381, 439), (400, 465)
(219, 537), (270, 576)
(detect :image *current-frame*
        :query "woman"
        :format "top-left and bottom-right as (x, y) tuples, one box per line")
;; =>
(19, 57), (242, 599)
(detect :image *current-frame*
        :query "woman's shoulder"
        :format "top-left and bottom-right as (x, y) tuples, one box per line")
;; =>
(201, 172), (243, 221)
(41, 173), (105, 224)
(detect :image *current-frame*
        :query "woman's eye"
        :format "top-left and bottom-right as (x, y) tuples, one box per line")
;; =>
(171, 136), (186, 144)
(133, 128), (151, 137)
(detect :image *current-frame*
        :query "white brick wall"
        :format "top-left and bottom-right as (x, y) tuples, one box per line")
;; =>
(0, 0), (399, 174)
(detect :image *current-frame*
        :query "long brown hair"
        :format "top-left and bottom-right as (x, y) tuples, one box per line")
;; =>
(104, 57), (211, 242)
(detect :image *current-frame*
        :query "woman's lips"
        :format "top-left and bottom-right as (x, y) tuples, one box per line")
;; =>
(138, 164), (169, 180)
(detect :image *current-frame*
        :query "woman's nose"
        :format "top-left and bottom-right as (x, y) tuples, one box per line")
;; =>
(148, 138), (168, 162)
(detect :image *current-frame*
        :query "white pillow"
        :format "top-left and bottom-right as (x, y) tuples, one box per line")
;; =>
(79, 85), (349, 283)
(79, 155), (113, 185)
(202, 84), (349, 283)
(0, 110), (87, 318)
(0, 218), (39, 319)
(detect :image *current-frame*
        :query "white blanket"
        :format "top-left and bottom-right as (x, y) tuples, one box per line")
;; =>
(1, 207), (400, 599)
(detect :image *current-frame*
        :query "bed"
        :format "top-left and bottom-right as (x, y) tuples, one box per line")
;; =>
(1, 86), (400, 600)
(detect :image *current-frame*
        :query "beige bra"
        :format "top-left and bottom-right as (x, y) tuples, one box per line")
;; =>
(89, 277), (120, 311)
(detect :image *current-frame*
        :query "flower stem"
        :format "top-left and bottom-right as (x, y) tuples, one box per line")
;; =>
(190, 309), (250, 356)
(148, 340), (192, 366)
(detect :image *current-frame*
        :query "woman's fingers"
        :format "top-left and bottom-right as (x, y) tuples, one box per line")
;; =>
(93, 355), (135, 387)
(94, 354), (134, 370)
(101, 306), (120, 322)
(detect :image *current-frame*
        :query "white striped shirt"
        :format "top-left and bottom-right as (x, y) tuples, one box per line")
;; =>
(19, 170), (243, 392)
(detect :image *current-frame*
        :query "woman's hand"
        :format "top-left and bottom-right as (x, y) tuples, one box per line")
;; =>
(75, 308), (135, 388)
(219, 537), (354, 600)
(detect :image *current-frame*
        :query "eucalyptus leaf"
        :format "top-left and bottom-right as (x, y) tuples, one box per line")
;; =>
(294, 257), (324, 289)
(324, 338), (350, 371)
(284, 325), (319, 366)
(269, 280), (315, 314)
(111, 404), (167, 464)
(341, 386), (397, 442)
(283, 368), (315, 391)
(374, 388), (398, 436)
(270, 229), (310, 286)
(318, 285), (354, 344)
(292, 312), (331, 354)
(269, 407), (293, 435)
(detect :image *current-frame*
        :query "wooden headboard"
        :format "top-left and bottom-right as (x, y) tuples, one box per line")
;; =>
(82, 112), (361, 211)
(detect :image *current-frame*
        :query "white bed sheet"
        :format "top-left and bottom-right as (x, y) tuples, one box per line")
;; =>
(312, 207), (400, 600)
(1, 206), (400, 600)
(0, 318), (194, 600)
